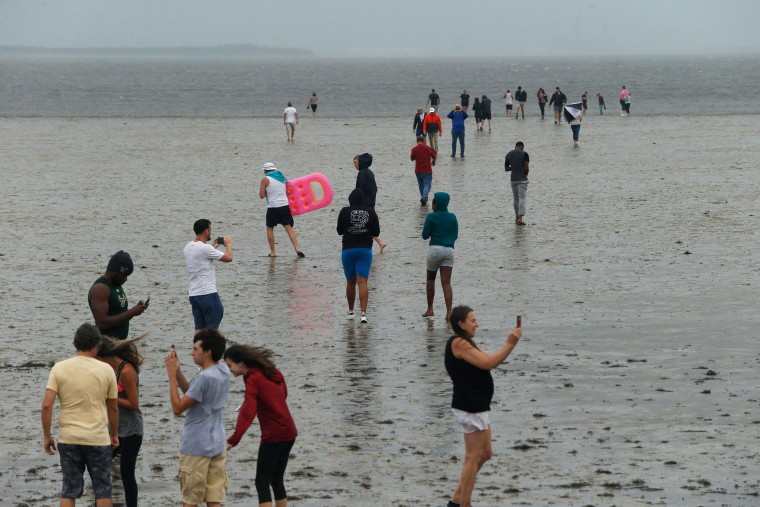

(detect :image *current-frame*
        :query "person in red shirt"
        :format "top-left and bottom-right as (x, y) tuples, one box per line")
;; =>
(422, 108), (443, 153)
(410, 136), (437, 206)
(224, 344), (297, 507)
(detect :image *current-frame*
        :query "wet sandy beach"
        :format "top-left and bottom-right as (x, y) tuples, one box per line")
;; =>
(1, 113), (759, 506)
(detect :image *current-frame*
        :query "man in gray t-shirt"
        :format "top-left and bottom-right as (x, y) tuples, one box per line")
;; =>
(504, 141), (530, 226)
(166, 329), (230, 506)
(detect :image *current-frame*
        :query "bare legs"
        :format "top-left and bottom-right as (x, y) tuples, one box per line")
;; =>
(450, 426), (493, 507)
(345, 276), (368, 314)
(422, 266), (452, 320)
(266, 225), (302, 257)
(61, 500), (112, 507)
(373, 236), (386, 253)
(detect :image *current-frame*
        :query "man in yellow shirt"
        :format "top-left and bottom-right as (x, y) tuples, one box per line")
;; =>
(41, 323), (119, 507)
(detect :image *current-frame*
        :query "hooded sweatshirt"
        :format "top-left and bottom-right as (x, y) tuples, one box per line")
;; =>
(354, 153), (378, 207)
(337, 188), (381, 250)
(421, 192), (458, 248)
(227, 367), (297, 445)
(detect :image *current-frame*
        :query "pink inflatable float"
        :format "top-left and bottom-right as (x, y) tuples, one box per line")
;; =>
(286, 172), (333, 216)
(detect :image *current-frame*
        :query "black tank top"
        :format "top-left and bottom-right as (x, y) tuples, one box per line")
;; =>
(444, 336), (494, 413)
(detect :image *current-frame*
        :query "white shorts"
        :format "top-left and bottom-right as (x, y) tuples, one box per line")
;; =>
(452, 408), (490, 433)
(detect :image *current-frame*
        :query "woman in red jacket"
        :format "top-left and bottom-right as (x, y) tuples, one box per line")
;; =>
(224, 344), (297, 507)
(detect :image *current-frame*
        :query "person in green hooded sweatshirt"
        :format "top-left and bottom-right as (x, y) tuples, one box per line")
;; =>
(421, 192), (458, 321)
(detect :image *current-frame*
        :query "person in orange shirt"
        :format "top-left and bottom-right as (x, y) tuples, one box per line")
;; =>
(422, 107), (442, 152)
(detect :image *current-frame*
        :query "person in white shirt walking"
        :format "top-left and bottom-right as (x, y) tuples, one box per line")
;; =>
(283, 102), (299, 142)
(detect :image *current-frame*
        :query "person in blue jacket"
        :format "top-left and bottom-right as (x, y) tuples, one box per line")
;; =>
(446, 104), (469, 158)
(421, 192), (458, 320)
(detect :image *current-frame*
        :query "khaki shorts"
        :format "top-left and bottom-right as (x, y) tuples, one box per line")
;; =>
(179, 453), (227, 505)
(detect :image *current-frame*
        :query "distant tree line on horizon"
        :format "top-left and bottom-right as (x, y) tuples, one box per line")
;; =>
(0, 44), (313, 57)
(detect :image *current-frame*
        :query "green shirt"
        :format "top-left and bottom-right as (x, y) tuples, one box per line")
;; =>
(89, 275), (129, 339)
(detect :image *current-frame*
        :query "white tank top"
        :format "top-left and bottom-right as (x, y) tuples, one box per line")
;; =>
(265, 176), (289, 208)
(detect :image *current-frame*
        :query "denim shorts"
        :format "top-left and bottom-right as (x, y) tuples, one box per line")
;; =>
(189, 292), (224, 330)
(426, 245), (454, 271)
(59, 443), (112, 499)
(341, 248), (373, 280)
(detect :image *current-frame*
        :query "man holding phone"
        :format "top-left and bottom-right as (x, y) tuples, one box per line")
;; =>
(88, 250), (148, 339)
(184, 219), (233, 335)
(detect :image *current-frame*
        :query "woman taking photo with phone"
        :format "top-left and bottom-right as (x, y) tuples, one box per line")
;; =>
(444, 306), (521, 507)
(224, 344), (297, 507)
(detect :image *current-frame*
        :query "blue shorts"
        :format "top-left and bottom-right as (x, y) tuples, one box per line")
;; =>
(189, 292), (224, 330)
(59, 443), (112, 499)
(341, 248), (373, 280)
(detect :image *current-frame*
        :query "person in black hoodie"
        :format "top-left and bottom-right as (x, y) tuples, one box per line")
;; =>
(480, 95), (492, 131)
(353, 153), (387, 253)
(337, 188), (381, 323)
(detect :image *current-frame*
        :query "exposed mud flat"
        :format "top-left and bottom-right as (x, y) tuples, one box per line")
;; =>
(1, 114), (759, 505)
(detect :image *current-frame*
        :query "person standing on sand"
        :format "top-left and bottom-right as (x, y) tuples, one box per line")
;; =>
(480, 95), (492, 131)
(283, 102), (298, 142)
(597, 92), (606, 115)
(502, 89), (513, 117)
(41, 323), (119, 507)
(421, 192), (458, 321)
(537, 88), (548, 119)
(353, 153), (387, 253)
(165, 329), (230, 507)
(460, 89), (470, 112)
(569, 112), (582, 147)
(444, 305), (521, 507)
(337, 188), (381, 323)
(224, 344), (298, 507)
(413, 108), (427, 138)
(97, 335), (146, 507)
(447, 104), (468, 158)
(549, 87), (567, 124)
(515, 86), (527, 119)
(410, 135), (437, 206)
(88, 250), (148, 340)
(426, 88), (440, 111)
(619, 85), (630, 116)
(259, 162), (305, 258)
(472, 97), (483, 130)
(422, 107), (442, 153)
(504, 141), (530, 226)
(184, 219), (233, 335)
(306, 92), (318, 118)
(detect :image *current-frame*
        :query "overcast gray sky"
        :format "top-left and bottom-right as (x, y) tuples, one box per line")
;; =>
(1, 0), (759, 57)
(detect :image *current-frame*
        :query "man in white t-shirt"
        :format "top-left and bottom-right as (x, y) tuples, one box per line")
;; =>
(183, 219), (233, 334)
(283, 102), (299, 142)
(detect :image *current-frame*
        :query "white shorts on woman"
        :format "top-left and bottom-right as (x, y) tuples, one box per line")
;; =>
(452, 408), (490, 433)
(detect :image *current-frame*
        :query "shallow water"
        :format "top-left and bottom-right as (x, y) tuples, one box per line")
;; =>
(1, 113), (759, 505)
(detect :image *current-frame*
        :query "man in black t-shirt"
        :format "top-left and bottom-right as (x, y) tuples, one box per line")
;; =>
(426, 89), (440, 111)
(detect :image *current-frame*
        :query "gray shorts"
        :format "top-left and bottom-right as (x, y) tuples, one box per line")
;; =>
(59, 443), (112, 499)
(553, 103), (564, 113)
(427, 245), (454, 271)
(285, 122), (295, 131)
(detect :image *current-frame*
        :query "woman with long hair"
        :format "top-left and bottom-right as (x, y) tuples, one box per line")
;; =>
(224, 344), (297, 507)
(97, 333), (147, 507)
(444, 306), (521, 507)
